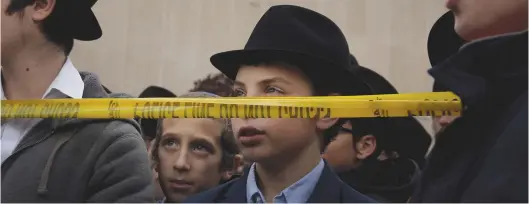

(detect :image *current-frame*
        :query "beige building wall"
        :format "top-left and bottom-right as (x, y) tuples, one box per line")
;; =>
(69, 0), (448, 136)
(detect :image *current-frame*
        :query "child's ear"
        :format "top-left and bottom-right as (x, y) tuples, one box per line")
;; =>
(221, 154), (244, 180)
(316, 93), (340, 130)
(355, 135), (377, 159)
(31, 0), (57, 21)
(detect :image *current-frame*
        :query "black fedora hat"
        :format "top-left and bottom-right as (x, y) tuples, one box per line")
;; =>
(346, 54), (396, 95)
(349, 61), (432, 167)
(428, 11), (467, 91)
(427, 11), (466, 67)
(354, 68), (398, 95)
(138, 86), (176, 98)
(73, 0), (102, 41)
(211, 5), (369, 94)
(137, 86), (176, 139)
(55, 0), (102, 41)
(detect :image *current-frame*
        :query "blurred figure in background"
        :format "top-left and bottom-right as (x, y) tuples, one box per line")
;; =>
(412, 0), (528, 202)
(151, 92), (240, 203)
(136, 85), (177, 202)
(1, 0), (154, 202)
(189, 73), (234, 97)
(138, 85), (177, 148)
(323, 55), (432, 202)
(426, 12), (466, 137)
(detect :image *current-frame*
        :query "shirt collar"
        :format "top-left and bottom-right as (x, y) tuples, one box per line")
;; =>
(246, 159), (325, 203)
(0, 58), (84, 100)
(44, 58), (84, 99)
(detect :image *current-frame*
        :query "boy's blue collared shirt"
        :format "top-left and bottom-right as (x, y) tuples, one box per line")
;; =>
(246, 159), (325, 203)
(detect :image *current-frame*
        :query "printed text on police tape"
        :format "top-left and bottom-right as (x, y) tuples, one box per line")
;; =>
(1, 99), (461, 119)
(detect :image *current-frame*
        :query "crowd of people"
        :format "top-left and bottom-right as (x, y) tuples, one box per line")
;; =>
(1, 0), (527, 203)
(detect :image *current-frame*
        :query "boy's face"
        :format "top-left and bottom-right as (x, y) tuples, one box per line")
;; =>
(157, 118), (226, 202)
(322, 122), (359, 172)
(323, 121), (377, 172)
(231, 64), (323, 163)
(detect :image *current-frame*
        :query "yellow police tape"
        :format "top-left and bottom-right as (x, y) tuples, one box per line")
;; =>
(0, 92), (462, 119)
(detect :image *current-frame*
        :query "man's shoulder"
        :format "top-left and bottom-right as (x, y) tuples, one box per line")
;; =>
(76, 119), (140, 137)
(183, 178), (239, 203)
(68, 119), (143, 151)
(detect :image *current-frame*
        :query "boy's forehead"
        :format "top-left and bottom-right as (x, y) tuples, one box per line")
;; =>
(234, 64), (312, 86)
(161, 118), (224, 140)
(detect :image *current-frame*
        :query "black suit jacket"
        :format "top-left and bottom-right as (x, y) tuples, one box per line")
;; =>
(184, 162), (375, 203)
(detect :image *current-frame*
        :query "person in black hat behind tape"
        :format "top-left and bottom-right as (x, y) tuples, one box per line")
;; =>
(411, 0), (527, 202)
(137, 86), (178, 149)
(1, 0), (154, 202)
(184, 5), (374, 203)
(323, 55), (432, 203)
(427, 12), (466, 137)
(136, 85), (177, 202)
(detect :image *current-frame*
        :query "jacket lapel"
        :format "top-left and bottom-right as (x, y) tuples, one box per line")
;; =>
(307, 162), (342, 203)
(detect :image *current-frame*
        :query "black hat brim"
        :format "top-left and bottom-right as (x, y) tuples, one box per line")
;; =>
(428, 11), (467, 92)
(211, 49), (372, 95)
(71, 0), (102, 41)
(355, 66), (398, 95)
(139, 86), (176, 98)
(72, 10), (102, 41)
(427, 11), (466, 67)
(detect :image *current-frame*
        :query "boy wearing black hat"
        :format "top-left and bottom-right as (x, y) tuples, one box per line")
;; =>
(1, 0), (154, 202)
(412, 0), (527, 202)
(184, 5), (374, 203)
(323, 55), (432, 202)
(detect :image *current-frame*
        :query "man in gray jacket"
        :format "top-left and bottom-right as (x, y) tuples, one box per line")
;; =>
(1, 0), (154, 202)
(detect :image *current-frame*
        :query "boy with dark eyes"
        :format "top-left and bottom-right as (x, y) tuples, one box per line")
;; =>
(151, 92), (240, 203)
(184, 5), (374, 203)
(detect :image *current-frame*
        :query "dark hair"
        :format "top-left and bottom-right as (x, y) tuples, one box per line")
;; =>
(6, 0), (74, 55)
(189, 73), (234, 97)
(151, 92), (239, 172)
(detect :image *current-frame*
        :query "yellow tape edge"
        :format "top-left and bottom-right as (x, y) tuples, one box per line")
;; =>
(1, 92), (462, 119)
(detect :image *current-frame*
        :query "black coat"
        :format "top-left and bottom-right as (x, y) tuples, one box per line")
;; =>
(411, 31), (528, 202)
(339, 158), (421, 203)
(184, 161), (376, 203)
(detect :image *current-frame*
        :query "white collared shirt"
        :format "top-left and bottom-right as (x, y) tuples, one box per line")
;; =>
(0, 58), (84, 163)
(246, 159), (325, 203)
